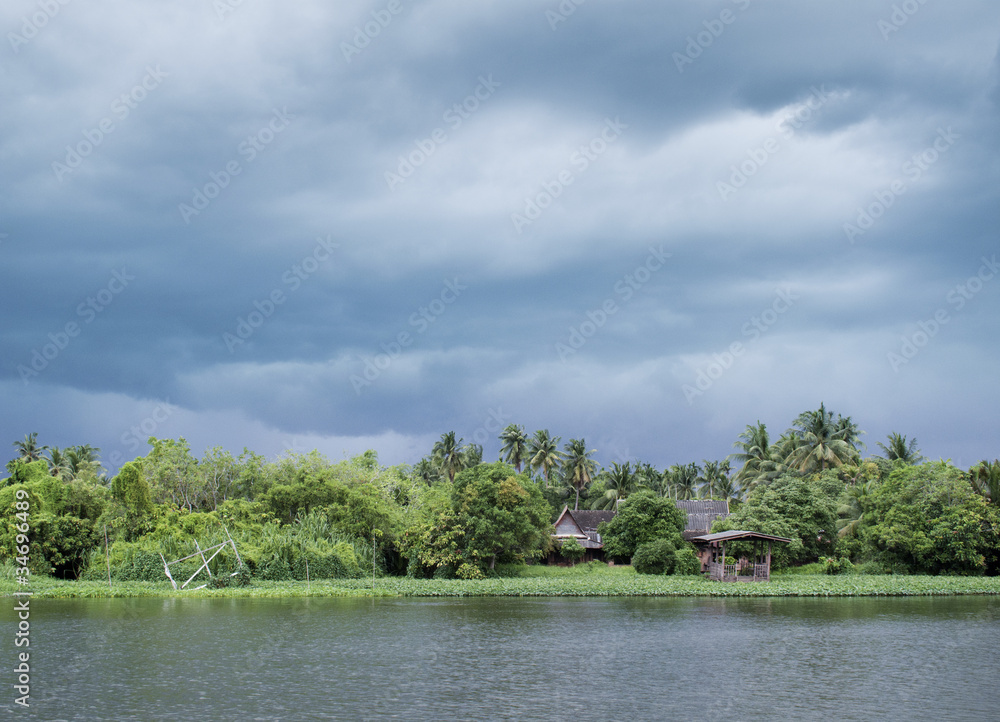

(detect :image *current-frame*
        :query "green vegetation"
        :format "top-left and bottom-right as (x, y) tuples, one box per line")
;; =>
(3, 403), (999, 594)
(5, 562), (1000, 599)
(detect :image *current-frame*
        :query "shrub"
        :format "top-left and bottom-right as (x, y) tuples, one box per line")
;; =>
(823, 556), (855, 575)
(559, 536), (586, 565)
(631, 538), (676, 575)
(673, 547), (702, 576)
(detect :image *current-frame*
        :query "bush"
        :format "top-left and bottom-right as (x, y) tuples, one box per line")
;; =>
(823, 556), (855, 575)
(673, 547), (702, 576)
(559, 536), (586, 565)
(631, 538), (676, 575)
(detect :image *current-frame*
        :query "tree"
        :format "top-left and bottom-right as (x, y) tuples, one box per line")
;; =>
(861, 462), (1000, 574)
(876, 432), (923, 465)
(592, 461), (640, 511)
(598, 490), (686, 561)
(432, 431), (465, 483)
(110, 459), (154, 541)
(632, 538), (677, 575)
(13, 432), (46, 462)
(45, 446), (71, 480)
(729, 422), (771, 487)
(461, 443), (483, 468)
(499, 424), (529, 473)
(713, 471), (843, 568)
(559, 536), (586, 566)
(145, 437), (204, 511)
(668, 462), (700, 500)
(527, 429), (563, 486)
(698, 460), (732, 499)
(970, 460), (1000, 506)
(562, 438), (596, 510)
(784, 403), (861, 472)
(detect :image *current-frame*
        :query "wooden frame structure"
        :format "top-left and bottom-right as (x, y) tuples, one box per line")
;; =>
(159, 527), (243, 590)
(692, 530), (791, 582)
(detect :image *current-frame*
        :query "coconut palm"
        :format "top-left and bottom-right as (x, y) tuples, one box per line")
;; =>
(697, 459), (731, 498)
(13, 432), (46, 462)
(499, 424), (528, 473)
(876, 433), (924, 465)
(837, 481), (874, 539)
(562, 438), (597, 510)
(593, 461), (640, 511)
(527, 429), (564, 487)
(669, 462), (700, 500)
(784, 403), (860, 472)
(45, 446), (71, 479)
(729, 422), (771, 486)
(970, 460), (1000, 506)
(635, 462), (664, 496)
(462, 443), (483, 468)
(432, 431), (465, 483)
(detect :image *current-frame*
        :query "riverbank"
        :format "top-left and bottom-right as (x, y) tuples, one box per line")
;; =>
(5, 567), (1000, 598)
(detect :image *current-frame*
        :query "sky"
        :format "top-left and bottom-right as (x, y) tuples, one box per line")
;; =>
(2, 0), (998, 475)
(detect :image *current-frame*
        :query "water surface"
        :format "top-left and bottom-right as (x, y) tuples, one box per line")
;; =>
(3, 596), (998, 720)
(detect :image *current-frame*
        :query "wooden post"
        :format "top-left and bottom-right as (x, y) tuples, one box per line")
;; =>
(766, 542), (772, 581)
(194, 540), (213, 578)
(306, 558), (310, 593)
(104, 524), (111, 590)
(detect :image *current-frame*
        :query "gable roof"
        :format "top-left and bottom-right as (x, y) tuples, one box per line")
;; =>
(676, 499), (730, 540)
(567, 509), (616, 532)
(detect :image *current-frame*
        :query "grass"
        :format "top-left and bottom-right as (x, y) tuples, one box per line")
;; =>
(5, 562), (1000, 599)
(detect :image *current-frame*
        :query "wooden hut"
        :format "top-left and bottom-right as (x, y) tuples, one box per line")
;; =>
(692, 530), (791, 582)
(550, 507), (616, 564)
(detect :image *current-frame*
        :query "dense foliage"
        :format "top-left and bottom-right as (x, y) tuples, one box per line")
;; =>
(3, 403), (999, 586)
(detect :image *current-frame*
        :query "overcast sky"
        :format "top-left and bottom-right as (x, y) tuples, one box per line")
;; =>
(2, 0), (998, 474)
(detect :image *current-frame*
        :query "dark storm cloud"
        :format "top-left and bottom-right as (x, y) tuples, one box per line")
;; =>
(1, 0), (998, 472)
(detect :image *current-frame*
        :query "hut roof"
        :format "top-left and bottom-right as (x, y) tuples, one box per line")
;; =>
(692, 530), (792, 544)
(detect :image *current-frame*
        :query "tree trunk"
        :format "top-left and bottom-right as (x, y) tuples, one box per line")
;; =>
(574, 486), (580, 510)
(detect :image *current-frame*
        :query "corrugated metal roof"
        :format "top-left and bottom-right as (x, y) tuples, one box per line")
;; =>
(692, 530), (792, 544)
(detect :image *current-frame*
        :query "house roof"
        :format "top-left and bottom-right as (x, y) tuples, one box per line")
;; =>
(567, 509), (616, 532)
(692, 530), (792, 544)
(676, 499), (730, 540)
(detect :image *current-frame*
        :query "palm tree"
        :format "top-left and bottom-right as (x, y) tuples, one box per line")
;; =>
(876, 433), (924, 465)
(837, 480), (874, 539)
(729, 422), (771, 486)
(432, 431), (465, 483)
(13, 432), (46, 462)
(669, 462), (700, 500)
(64, 445), (103, 480)
(784, 403), (860, 472)
(462, 443), (483, 468)
(562, 438), (597, 510)
(593, 462), (639, 511)
(698, 459), (731, 498)
(412, 457), (438, 484)
(45, 446), (71, 480)
(527, 429), (564, 487)
(499, 424), (528, 473)
(970, 460), (1000, 506)
(635, 462), (664, 496)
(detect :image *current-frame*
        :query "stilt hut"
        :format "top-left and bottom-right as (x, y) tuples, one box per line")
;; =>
(692, 530), (791, 582)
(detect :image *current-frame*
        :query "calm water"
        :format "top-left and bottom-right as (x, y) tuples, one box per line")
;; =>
(2, 595), (998, 721)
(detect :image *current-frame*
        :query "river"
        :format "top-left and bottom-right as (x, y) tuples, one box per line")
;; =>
(3, 596), (998, 720)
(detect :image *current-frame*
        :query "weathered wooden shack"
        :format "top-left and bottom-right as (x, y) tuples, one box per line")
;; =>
(549, 507), (617, 564)
(692, 530), (791, 582)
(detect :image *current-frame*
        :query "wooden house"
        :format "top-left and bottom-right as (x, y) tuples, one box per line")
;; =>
(549, 507), (617, 564)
